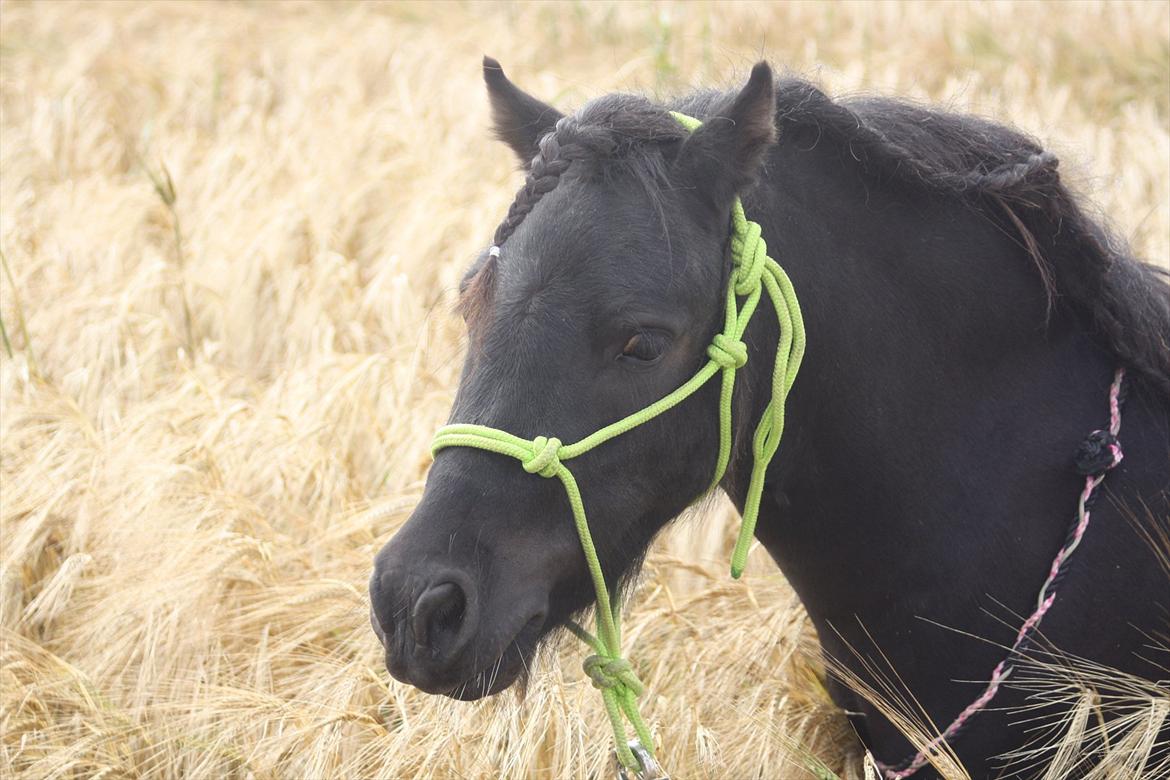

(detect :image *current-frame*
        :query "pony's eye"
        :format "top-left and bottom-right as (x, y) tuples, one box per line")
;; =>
(619, 331), (668, 363)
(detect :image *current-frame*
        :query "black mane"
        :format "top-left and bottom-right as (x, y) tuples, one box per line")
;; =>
(482, 77), (1170, 397)
(772, 79), (1170, 399)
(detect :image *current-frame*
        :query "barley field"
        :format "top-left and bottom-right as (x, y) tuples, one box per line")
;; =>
(1, 2), (1167, 778)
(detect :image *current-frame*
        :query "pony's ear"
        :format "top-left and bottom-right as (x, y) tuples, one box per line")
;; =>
(483, 56), (564, 166)
(677, 62), (777, 210)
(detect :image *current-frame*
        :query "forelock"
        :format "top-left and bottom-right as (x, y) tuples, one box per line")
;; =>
(490, 94), (688, 249)
(456, 94), (691, 330)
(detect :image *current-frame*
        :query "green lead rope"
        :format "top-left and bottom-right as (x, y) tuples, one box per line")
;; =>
(430, 111), (806, 773)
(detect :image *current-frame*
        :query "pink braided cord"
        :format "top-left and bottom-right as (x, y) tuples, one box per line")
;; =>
(878, 368), (1125, 779)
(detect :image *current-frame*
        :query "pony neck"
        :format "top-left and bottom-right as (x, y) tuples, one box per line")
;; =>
(719, 126), (1119, 727)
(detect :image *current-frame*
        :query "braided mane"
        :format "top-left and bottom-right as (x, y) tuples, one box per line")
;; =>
(459, 95), (689, 327)
(467, 77), (1170, 397)
(490, 98), (690, 251)
(490, 119), (574, 248)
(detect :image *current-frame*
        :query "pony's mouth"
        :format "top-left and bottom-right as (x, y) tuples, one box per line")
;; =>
(439, 611), (548, 701)
(372, 604), (549, 702)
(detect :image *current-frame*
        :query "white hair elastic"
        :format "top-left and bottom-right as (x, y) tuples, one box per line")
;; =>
(488, 246), (501, 258)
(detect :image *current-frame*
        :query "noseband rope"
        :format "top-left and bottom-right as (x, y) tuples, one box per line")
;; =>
(430, 111), (806, 773)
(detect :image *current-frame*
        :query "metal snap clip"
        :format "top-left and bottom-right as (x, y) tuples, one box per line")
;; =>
(613, 740), (669, 780)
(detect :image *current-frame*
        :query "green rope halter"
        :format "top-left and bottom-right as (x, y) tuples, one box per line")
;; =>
(430, 111), (806, 773)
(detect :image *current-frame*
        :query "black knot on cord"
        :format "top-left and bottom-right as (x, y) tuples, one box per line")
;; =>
(1074, 430), (1122, 476)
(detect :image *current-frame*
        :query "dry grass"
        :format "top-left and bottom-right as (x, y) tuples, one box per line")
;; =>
(1, 1), (1167, 778)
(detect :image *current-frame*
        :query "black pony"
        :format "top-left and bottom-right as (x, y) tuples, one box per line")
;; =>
(371, 59), (1170, 777)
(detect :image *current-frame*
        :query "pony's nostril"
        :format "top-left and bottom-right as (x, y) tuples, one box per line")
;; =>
(411, 581), (467, 650)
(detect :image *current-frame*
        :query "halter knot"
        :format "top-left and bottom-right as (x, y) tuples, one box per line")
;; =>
(583, 654), (644, 697)
(707, 333), (748, 369)
(731, 218), (766, 296)
(522, 435), (562, 478)
(1074, 430), (1123, 476)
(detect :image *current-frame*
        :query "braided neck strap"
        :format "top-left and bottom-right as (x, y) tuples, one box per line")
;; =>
(878, 367), (1128, 779)
(429, 111), (806, 772)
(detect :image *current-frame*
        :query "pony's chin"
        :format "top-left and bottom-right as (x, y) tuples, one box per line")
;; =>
(440, 652), (525, 701)
(441, 611), (551, 700)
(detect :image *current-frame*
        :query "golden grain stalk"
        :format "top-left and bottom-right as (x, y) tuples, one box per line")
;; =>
(1, 2), (1167, 778)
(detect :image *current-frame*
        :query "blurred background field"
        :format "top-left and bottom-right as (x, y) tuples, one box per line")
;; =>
(1, 1), (1167, 778)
